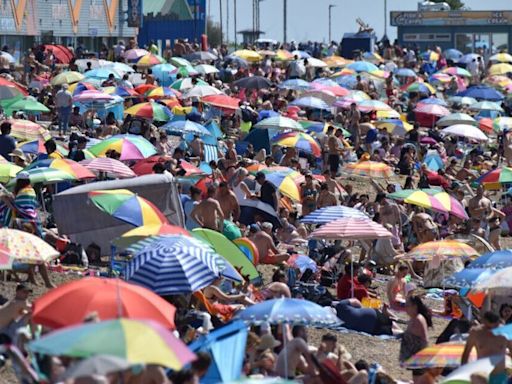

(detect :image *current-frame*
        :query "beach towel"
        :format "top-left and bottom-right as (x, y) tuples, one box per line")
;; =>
(0, 186), (42, 236)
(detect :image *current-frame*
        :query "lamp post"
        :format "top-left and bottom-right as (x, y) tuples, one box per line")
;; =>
(219, 0), (223, 46)
(283, 0), (287, 43)
(384, 0), (388, 39)
(328, 4), (336, 43)
(234, 0), (237, 48)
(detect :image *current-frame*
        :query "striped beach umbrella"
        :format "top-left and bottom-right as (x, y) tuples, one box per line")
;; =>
(8, 119), (51, 142)
(474, 167), (512, 190)
(125, 235), (227, 295)
(301, 206), (367, 224)
(344, 161), (394, 178)
(79, 158), (136, 179)
(403, 342), (475, 369)
(26, 159), (95, 180)
(254, 116), (304, 131)
(400, 240), (479, 262)
(137, 54), (166, 67)
(272, 132), (321, 156)
(124, 102), (173, 122)
(374, 119), (412, 136)
(309, 217), (392, 240)
(467, 250), (512, 270)
(388, 189), (468, 219)
(88, 135), (157, 160)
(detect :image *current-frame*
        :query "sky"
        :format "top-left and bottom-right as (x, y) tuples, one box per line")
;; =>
(207, 0), (511, 43)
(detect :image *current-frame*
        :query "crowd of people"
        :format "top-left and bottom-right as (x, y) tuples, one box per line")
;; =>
(0, 35), (511, 384)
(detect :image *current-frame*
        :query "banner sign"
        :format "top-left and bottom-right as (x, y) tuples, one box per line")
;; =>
(127, 0), (142, 28)
(391, 11), (512, 27)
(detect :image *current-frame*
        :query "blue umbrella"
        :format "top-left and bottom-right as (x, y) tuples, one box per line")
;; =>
(467, 250), (512, 269)
(424, 150), (444, 171)
(312, 78), (339, 87)
(419, 97), (448, 107)
(292, 50), (311, 59)
(279, 79), (311, 91)
(493, 323), (512, 339)
(346, 61), (379, 73)
(291, 96), (330, 110)
(301, 205), (367, 224)
(444, 49), (463, 62)
(457, 85), (504, 101)
(151, 63), (178, 86)
(234, 298), (340, 326)
(225, 55), (248, 68)
(395, 68), (417, 77)
(444, 267), (497, 289)
(84, 68), (122, 80)
(125, 235), (227, 295)
(335, 75), (358, 89)
(162, 120), (211, 136)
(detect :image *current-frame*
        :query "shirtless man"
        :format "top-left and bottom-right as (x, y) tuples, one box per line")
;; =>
(468, 185), (492, 237)
(216, 181), (240, 221)
(317, 183), (338, 208)
(386, 264), (408, 309)
(327, 130), (341, 178)
(190, 135), (205, 160)
(276, 325), (316, 379)
(456, 160), (477, 182)
(191, 186), (224, 232)
(411, 212), (438, 243)
(323, 170), (344, 196)
(0, 284), (32, 342)
(461, 311), (512, 383)
(248, 223), (289, 264)
(347, 102), (361, 149)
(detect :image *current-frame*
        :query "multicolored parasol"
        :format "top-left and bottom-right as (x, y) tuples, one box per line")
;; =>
(388, 189), (468, 219)
(272, 132), (321, 156)
(26, 159), (95, 180)
(402, 342), (475, 369)
(344, 161), (394, 178)
(474, 167), (512, 190)
(124, 101), (173, 122)
(88, 135), (157, 160)
(400, 240), (479, 262)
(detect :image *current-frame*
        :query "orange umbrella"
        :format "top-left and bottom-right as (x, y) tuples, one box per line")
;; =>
(32, 277), (176, 329)
(134, 84), (157, 95)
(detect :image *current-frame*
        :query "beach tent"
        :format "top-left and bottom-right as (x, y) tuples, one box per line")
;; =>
(189, 320), (248, 384)
(192, 228), (259, 280)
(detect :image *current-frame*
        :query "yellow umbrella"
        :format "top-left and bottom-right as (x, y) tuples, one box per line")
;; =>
(489, 63), (512, 76)
(490, 53), (512, 63)
(50, 71), (85, 86)
(344, 161), (394, 178)
(232, 49), (262, 62)
(323, 56), (352, 68)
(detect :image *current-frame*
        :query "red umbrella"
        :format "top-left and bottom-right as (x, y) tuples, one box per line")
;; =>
(0, 77), (28, 97)
(195, 174), (225, 198)
(131, 155), (172, 176)
(202, 94), (240, 110)
(159, 98), (182, 109)
(32, 277), (176, 329)
(42, 44), (74, 64)
(135, 84), (157, 95)
(479, 118), (493, 134)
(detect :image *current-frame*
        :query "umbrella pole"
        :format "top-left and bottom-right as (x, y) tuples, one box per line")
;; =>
(351, 258), (354, 299)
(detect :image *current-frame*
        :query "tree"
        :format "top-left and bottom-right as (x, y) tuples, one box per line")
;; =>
(431, 0), (465, 10)
(206, 18), (222, 47)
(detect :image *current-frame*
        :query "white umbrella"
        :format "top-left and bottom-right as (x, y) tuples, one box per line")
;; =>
(473, 266), (512, 294)
(306, 57), (328, 68)
(75, 59), (112, 73)
(441, 124), (488, 142)
(195, 64), (219, 75)
(0, 51), (15, 63)
(183, 85), (223, 99)
(442, 355), (506, 384)
(437, 113), (477, 127)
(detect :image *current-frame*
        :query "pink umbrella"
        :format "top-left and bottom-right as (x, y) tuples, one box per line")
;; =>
(80, 158), (136, 178)
(309, 217), (392, 240)
(124, 49), (149, 62)
(310, 83), (350, 97)
(72, 90), (116, 103)
(414, 103), (450, 116)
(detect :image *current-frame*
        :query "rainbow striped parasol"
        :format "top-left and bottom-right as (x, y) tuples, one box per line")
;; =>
(401, 240), (479, 262)
(388, 189), (468, 219)
(344, 161), (394, 178)
(403, 342), (476, 369)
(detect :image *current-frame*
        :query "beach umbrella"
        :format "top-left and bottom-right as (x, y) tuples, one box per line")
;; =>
(309, 217), (392, 240)
(443, 49), (463, 62)
(145, 86), (181, 99)
(113, 224), (190, 249)
(437, 113), (477, 127)
(275, 49), (294, 61)
(233, 76), (272, 90)
(306, 57), (328, 68)
(26, 159), (95, 180)
(79, 158), (135, 179)
(344, 161), (393, 178)
(429, 73), (453, 86)
(279, 79), (311, 91)
(172, 65), (199, 78)
(363, 51), (384, 63)
(414, 103), (450, 116)
(310, 82), (349, 97)
(473, 267), (512, 294)
(84, 68), (122, 80)
(300, 89), (335, 105)
(182, 85), (222, 99)
(474, 167), (512, 190)
(72, 90), (116, 104)
(202, 94), (241, 110)
(263, 171), (301, 201)
(0, 78), (27, 100)
(403, 342), (475, 369)
(151, 63), (177, 83)
(29, 318), (195, 370)
(169, 57), (192, 67)
(491, 117), (512, 133)
(0, 163), (22, 183)
(272, 131), (321, 156)
(394, 68), (417, 77)
(418, 97), (448, 107)
(51, 71), (84, 86)
(478, 118), (494, 134)
(162, 120), (211, 136)
(194, 64), (219, 75)
(420, 50), (440, 62)
(323, 55), (350, 67)
(489, 63), (512, 76)
(231, 49), (262, 62)
(170, 77), (208, 91)
(134, 84), (157, 95)
(490, 53), (512, 63)
(375, 119), (412, 136)
(88, 189), (167, 227)
(444, 267), (496, 289)
(104, 62), (135, 75)
(388, 189), (468, 219)
(0, 228), (59, 270)
(186, 51), (218, 61)
(290, 96), (329, 110)
(88, 135), (157, 160)
(346, 61), (379, 73)
(235, 298), (340, 326)
(301, 206), (367, 224)
(75, 58), (112, 71)
(7, 119), (50, 141)
(400, 240), (478, 262)
(441, 355), (507, 384)
(32, 277), (176, 329)
(255, 116), (304, 131)
(467, 250), (512, 270)
(17, 139), (68, 157)
(124, 48), (149, 61)
(459, 53), (482, 64)
(58, 355), (131, 382)
(136, 54), (166, 67)
(124, 101), (173, 122)
(448, 96), (477, 106)
(102, 86), (139, 98)
(441, 124), (488, 142)
(424, 150), (444, 171)
(469, 101), (503, 112)
(4, 96), (50, 114)
(292, 50), (311, 59)
(125, 235), (227, 295)
(458, 85), (504, 101)
(70, 81), (98, 95)
(441, 67), (472, 77)
(357, 99), (393, 112)
(6, 168), (76, 187)
(406, 82), (436, 95)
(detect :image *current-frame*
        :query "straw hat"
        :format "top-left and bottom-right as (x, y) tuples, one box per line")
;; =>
(9, 148), (26, 162)
(257, 333), (281, 351)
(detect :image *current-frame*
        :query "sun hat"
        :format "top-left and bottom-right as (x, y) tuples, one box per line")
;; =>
(257, 333), (281, 351)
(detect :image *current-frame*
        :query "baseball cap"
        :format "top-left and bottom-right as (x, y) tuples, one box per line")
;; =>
(249, 224), (261, 232)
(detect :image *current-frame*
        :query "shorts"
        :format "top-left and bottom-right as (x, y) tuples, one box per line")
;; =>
(328, 154), (340, 173)
(489, 372), (507, 384)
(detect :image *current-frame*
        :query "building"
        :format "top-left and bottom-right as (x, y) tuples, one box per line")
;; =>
(391, 10), (511, 53)
(137, 0), (206, 49)
(0, 0), (137, 53)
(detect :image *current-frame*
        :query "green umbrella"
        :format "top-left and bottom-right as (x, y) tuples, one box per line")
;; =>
(7, 168), (76, 187)
(4, 96), (50, 115)
(170, 57), (192, 67)
(0, 163), (22, 183)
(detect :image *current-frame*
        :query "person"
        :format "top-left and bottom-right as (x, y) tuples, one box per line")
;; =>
(317, 183), (337, 208)
(499, 304), (512, 324)
(468, 185), (492, 237)
(0, 284), (32, 344)
(334, 299), (401, 336)
(203, 278), (254, 315)
(231, 168), (252, 203)
(184, 186), (202, 230)
(216, 181), (240, 221)
(255, 172), (278, 211)
(275, 325), (316, 379)
(101, 73), (117, 87)
(301, 174), (318, 216)
(347, 103), (361, 149)
(190, 185), (224, 232)
(399, 295), (432, 383)
(327, 128), (341, 177)
(69, 106), (84, 129)
(9, 149), (27, 168)
(44, 139), (63, 160)
(248, 223), (289, 264)
(55, 84), (73, 136)
(387, 264), (409, 309)
(190, 135), (205, 160)
(118, 73), (133, 89)
(0, 121), (16, 161)
(337, 263), (362, 300)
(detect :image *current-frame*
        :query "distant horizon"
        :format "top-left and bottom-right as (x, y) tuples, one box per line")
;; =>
(207, 0), (511, 44)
